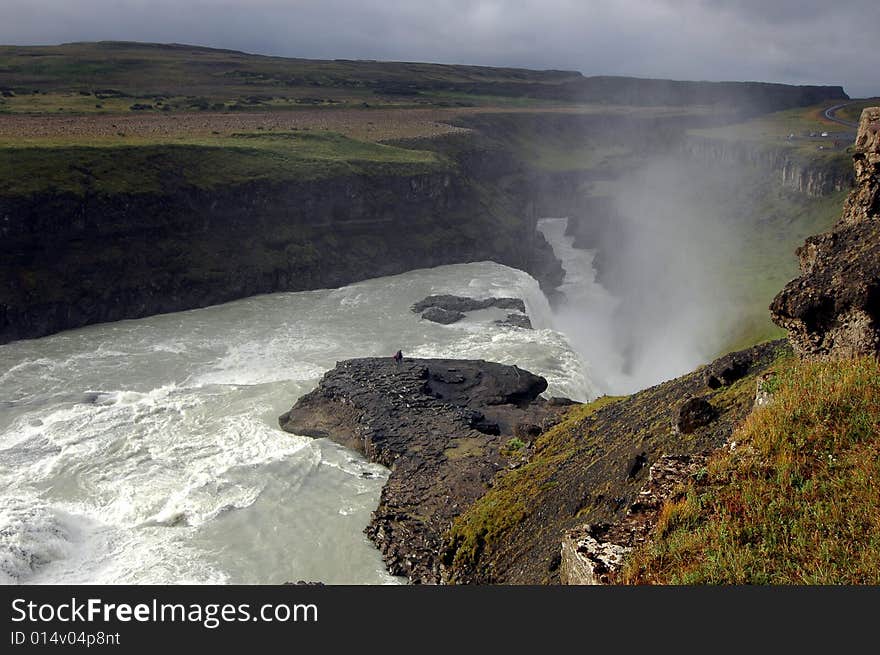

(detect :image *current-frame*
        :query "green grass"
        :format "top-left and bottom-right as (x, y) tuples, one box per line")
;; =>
(622, 356), (880, 584)
(0, 42), (584, 113)
(0, 131), (443, 195)
(443, 395), (622, 578)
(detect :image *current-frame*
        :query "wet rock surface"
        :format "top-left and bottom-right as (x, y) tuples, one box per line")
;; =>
(412, 294), (532, 329)
(494, 313), (533, 329)
(771, 107), (880, 358)
(420, 307), (465, 324)
(411, 294), (526, 314)
(278, 357), (571, 584)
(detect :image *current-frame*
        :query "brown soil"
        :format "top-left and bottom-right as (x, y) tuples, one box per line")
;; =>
(0, 108), (476, 143)
(0, 105), (703, 144)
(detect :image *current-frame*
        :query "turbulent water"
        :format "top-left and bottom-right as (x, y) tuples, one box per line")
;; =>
(538, 216), (692, 395)
(0, 261), (595, 585)
(537, 218), (629, 395)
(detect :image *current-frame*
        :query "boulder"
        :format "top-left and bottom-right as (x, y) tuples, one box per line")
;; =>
(676, 397), (717, 434)
(705, 352), (751, 389)
(411, 294), (526, 314)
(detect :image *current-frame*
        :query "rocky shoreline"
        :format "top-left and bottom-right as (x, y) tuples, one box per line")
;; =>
(279, 339), (789, 584)
(279, 357), (573, 583)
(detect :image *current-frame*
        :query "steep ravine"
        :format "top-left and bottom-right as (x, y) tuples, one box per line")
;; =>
(0, 166), (562, 344)
(0, 108), (851, 344)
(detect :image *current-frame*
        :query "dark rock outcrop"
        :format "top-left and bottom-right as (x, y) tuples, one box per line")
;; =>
(675, 397), (718, 434)
(704, 351), (751, 389)
(771, 107), (880, 358)
(412, 294), (532, 329)
(421, 307), (465, 325)
(411, 294), (526, 314)
(494, 313), (533, 329)
(278, 357), (571, 584)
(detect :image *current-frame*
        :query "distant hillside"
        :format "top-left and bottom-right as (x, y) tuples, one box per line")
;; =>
(0, 41), (847, 113)
(565, 76), (848, 113)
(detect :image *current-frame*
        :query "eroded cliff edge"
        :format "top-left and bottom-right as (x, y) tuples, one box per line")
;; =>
(279, 357), (572, 583)
(0, 164), (562, 344)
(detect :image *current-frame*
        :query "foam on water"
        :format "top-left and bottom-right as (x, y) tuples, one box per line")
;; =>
(0, 261), (594, 584)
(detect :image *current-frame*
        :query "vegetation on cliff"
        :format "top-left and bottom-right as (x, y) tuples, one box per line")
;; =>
(601, 106), (880, 586)
(0, 131), (443, 195)
(441, 341), (790, 583)
(443, 394), (622, 578)
(622, 356), (880, 584)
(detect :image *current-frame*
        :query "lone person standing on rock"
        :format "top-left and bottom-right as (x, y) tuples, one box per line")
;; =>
(393, 349), (403, 365)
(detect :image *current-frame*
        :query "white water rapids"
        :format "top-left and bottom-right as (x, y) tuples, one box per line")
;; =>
(0, 257), (600, 585)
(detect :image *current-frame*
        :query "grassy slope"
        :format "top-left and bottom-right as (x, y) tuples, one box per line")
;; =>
(443, 341), (790, 583)
(0, 41), (574, 192)
(689, 100), (857, 164)
(0, 41), (580, 114)
(444, 395), (624, 572)
(0, 131), (443, 195)
(721, 185), (847, 352)
(623, 356), (880, 584)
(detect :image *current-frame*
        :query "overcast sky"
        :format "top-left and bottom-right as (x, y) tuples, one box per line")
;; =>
(2, 0), (877, 97)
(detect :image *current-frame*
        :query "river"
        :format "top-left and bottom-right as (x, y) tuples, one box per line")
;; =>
(0, 259), (596, 584)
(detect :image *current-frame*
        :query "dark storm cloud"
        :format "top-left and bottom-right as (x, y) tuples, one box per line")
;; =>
(1, 0), (877, 97)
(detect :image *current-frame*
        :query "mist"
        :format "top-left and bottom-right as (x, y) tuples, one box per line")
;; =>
(543, 149), (768, 396)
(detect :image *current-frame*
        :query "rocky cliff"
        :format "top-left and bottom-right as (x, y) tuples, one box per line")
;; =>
(2, 106), (846, 345)
(679, 135), (852, 197)
(770, 107), (880, 358)
(0, 164), (562, 344)
(278, 357), (572, 584)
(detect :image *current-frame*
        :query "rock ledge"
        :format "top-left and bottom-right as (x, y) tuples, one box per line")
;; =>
(279, 356), (572, 583)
